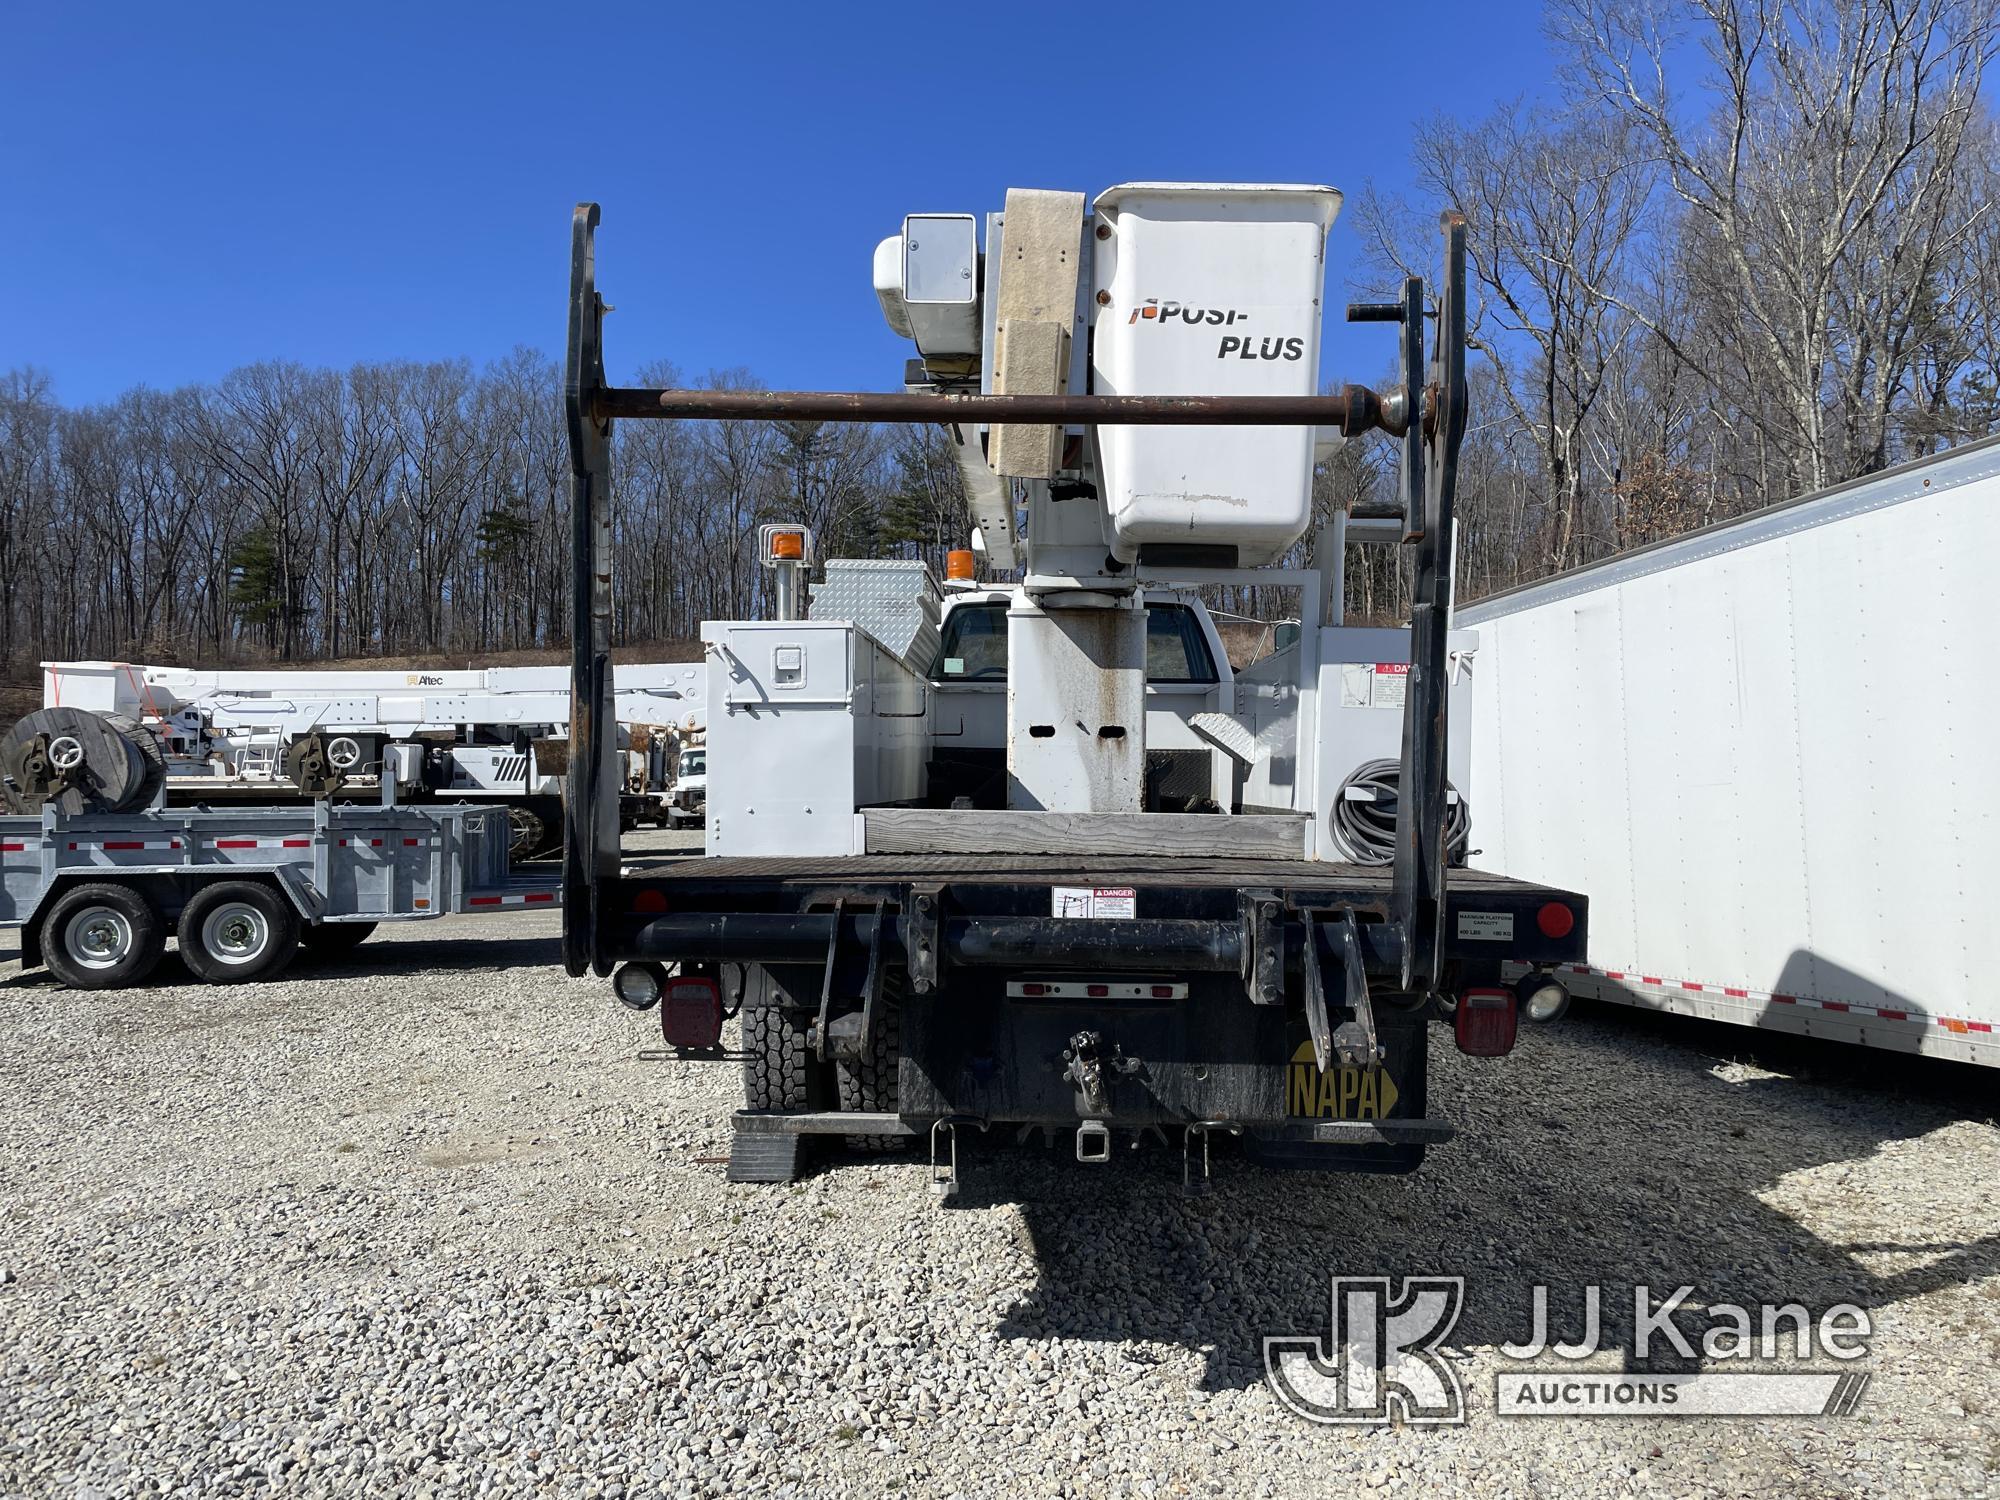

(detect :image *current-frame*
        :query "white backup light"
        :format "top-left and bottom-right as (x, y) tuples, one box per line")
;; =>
(1523, 978), (1570, 1023)
(614, 962), (665, 1012)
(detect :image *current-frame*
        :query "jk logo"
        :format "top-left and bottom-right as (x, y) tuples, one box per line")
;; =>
(1264, 1276), (1467, 1425)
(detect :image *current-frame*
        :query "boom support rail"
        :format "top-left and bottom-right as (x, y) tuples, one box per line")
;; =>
(591, 387), (1404, 432)
(562, 203), (1472, 992)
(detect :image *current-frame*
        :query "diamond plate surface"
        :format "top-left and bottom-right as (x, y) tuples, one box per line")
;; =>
(807, 560), (942, 670)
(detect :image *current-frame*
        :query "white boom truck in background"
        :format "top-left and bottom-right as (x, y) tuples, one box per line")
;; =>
(34, 659), (706, 856)
(561, 186), (1590, 1190)
(1461, 434), (2000, 1068)
(656, 723), (707, 830)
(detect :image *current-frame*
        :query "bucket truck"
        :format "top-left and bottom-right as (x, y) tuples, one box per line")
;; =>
(559, 185), (1588, 1190)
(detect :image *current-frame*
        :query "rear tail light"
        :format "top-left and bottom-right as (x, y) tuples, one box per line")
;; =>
(1455, 987), (1518, 1057)
(661, 975), (724, 1050)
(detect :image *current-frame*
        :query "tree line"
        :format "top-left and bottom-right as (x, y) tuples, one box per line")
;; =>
(0, 354), (971, 672)
(3, 0), (1994, 675)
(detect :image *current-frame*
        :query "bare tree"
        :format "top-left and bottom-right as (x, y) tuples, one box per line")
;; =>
(1553, 0), (2000, 488)
(1363, 104), (1655, 572)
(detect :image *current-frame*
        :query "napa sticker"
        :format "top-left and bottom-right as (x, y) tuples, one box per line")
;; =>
(1286, 1040), (1399, 1119)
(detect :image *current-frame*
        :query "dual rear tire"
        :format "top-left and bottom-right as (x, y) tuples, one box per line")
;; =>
(740, 964), (905, 1154)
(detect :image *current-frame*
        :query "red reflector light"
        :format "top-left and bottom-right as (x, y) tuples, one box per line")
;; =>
(1021, 982), (1049, 997)
(1455, 987), (1518, 1057)
(1536, 902), (1575, 939)
(632, 889), (669, 915)
(661, 976), (723, 1050)
(1151, 985), (1174, 999)
(1086, 984), (1110, 998)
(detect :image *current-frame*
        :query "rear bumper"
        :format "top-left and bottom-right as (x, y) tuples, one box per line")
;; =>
(592, 862), (1582, 1177)
(599, 868), (1587, 986)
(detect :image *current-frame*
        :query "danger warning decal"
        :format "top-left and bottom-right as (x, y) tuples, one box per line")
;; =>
(1051, 886), (1137, 919)
(1285, 1040), (1400, 1120)
(1338, 662), (1410, 710)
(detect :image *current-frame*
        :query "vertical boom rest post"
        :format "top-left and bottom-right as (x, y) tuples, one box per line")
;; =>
(1389, 212), (1469, 994)
(564, 203), (620, 977)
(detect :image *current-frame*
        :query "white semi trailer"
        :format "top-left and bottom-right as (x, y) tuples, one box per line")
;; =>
(1460, 435), (2000, 1067)
(560, 187), (1591, 1189)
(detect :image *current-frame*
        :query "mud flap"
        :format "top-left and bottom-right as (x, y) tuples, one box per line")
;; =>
(1244, 1006), (1432, 1174)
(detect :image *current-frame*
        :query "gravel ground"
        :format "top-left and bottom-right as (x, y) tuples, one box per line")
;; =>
(1, 865), (1996, 1498)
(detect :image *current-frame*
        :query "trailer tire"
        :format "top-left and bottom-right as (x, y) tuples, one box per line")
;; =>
(40, 883), (166, 990)
(299, 921), (378, 957)
(178, 882), (299, 985)
(837, 970), (905, 1152)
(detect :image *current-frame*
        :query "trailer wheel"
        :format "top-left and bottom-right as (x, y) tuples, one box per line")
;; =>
(178, 882), (300, 985)
(299, 921), (378, 957)
(837, 969), (905, 1152)
(40, 883), (165, 990)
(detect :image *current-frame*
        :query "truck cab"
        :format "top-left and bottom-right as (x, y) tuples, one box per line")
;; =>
(665, 744), (707, 829)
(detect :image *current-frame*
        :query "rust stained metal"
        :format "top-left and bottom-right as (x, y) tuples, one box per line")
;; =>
(563, 202), (622, 978)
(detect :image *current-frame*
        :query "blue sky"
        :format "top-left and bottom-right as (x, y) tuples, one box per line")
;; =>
(1, 2), (1561, 406)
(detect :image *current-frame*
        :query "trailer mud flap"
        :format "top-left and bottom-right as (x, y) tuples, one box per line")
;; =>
(1245, 1008), (1433, 1174)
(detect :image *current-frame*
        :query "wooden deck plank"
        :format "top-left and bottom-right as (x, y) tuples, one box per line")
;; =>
(862, 809), (1309, 860)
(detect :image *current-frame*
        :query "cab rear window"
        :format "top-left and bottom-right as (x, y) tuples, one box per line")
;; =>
(932, 602), (1218, 684)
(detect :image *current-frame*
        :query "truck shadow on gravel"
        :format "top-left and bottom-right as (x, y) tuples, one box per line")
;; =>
(968, 1003), (2000, 1391)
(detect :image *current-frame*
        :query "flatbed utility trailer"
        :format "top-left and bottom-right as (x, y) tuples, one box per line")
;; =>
(561, 187), (1588, 1189)
(2, 796), (558, 989)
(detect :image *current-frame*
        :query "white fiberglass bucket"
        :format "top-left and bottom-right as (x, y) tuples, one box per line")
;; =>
(1090, 182), (1341, 567)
